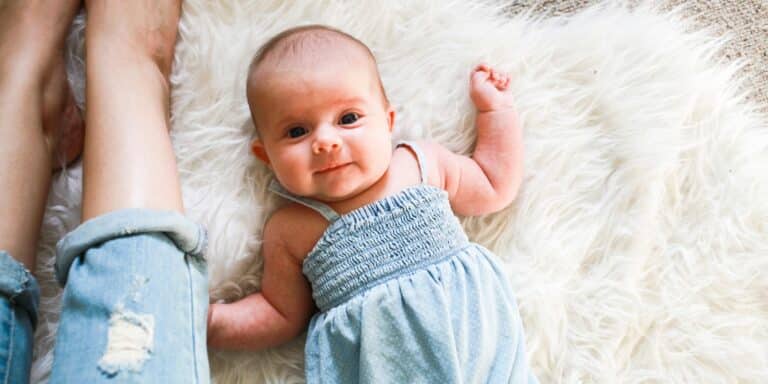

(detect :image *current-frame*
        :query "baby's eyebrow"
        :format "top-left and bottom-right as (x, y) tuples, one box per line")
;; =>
(328, 96), (367, 107)
(276, 98), (368, 124)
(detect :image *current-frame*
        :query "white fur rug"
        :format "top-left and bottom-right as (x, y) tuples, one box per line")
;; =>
(31, 1), (768, 383)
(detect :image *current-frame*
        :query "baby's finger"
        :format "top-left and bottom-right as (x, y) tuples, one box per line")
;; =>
(494, 72), (510, 87)
(487, 72), (500, 87)
(475, 63), (491, 73)
(470, 68), (490, 85)
(496, 79), (508, 91)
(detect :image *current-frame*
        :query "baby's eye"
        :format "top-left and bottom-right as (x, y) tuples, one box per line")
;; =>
(339, 112), (359, 125)
(288, 126), (308, 138)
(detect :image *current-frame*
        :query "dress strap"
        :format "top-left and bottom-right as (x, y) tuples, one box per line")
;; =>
(395, 140), (428, 184)
(267, 179), (340, 222)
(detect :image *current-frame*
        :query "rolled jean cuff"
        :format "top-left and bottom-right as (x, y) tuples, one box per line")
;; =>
(0, 251), (40, 329)
(55, 208), (207, 286)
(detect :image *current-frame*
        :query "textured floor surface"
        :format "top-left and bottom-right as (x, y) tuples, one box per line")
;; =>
(504, 0), (768, 112)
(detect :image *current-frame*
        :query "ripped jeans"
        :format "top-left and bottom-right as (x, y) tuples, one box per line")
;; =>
(1, 209), (210, 383)
(0, 252), (39, 384)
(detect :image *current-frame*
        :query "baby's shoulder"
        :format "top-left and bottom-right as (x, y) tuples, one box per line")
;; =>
(391, 140), (445, 190)
(264, 203), (329, 262)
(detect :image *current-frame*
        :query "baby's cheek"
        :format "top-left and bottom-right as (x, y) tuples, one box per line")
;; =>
(272, 159), (308, 187)
(372, 147), (393, 177)
(277, 175), (311, 197)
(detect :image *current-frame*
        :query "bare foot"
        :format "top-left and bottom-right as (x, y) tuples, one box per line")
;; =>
(43, 54), (84, 171)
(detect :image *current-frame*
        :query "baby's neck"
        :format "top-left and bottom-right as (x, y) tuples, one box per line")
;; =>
(322, 174), (392, 215)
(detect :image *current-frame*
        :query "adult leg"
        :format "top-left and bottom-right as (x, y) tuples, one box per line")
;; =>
(80, 0), (184, 220)
(0, 0), (81, 273)
(0, 1), (81, 382)
(51, 1), (209, 382)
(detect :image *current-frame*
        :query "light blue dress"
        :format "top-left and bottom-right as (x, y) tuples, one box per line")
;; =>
(269, 141), (537, 384)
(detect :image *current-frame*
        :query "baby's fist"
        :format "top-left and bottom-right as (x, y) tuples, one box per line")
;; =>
(470, 64), (515, 112)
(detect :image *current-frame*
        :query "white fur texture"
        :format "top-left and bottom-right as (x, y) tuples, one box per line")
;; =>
(31, 1), (768, 383)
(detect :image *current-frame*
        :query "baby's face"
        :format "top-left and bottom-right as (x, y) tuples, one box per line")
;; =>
(248, 60), (395, 203)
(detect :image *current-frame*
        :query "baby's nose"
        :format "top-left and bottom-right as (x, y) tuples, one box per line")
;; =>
(312, 131), (342, 154)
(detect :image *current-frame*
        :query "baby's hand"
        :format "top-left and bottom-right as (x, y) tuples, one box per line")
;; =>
(469, 64), (515, 113)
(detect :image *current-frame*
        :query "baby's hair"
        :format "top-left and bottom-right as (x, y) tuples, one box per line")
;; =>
(247, 24), (389, 106)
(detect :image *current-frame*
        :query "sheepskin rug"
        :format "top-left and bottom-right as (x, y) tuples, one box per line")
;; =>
(30, 0), (768, 382)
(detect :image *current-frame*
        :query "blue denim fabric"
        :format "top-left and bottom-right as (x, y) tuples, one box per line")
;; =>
(0, 251), (39, 384)
(50, 209), (209, 383)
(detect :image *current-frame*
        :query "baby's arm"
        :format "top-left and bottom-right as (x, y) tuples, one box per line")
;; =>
(424, 64), (522, 216)
(207, 209), (316, 350)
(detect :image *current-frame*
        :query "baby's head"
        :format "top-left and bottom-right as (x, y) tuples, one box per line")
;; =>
(247, 25), (395, 203)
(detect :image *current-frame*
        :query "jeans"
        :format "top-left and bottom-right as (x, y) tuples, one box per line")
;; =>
(0, 251), (39, 384)
(1, 209), (210, 383)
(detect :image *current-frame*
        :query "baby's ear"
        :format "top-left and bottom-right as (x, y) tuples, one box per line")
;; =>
(250, 139), (271, 166)
(386, 106), (396, 133)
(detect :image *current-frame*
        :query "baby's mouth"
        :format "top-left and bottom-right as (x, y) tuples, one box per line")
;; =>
(316, 162), (350, 174)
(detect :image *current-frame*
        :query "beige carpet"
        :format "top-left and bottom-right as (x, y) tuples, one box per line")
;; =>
(504, 0), (768, 113)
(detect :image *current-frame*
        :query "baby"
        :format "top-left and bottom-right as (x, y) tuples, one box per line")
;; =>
(208, 25), (537, 383)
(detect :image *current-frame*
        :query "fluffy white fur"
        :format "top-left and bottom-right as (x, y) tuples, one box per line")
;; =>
(30, 1), (767, 382)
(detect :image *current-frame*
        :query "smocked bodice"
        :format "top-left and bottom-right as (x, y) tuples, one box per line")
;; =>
(300, 185), (469, 311)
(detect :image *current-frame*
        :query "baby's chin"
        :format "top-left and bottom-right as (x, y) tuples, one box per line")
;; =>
(313, 180), (377, 204)
(276, 180), (358, 203)
(281, 166), (387, 203)
(312, 187), (366, 204)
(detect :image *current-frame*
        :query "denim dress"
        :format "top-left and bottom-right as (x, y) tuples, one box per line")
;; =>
(268, 141), (537, 384)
